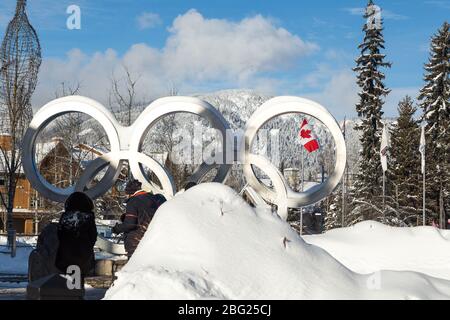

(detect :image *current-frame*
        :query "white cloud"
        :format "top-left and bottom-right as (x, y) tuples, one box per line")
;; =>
(299, 64), (335, 89)
(137, 12), (162, 30)
(345, 8), (366, 16)
(344, 7), (408, 20)
(32, 9), (318, 108)
(304, 70), (421, 120)
(382, 10), (409, 20)
(305, 70), (359, 120)
(162, 10), (318, 83)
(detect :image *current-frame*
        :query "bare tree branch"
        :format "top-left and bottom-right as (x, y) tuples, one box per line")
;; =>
(0, 0), (41, 234)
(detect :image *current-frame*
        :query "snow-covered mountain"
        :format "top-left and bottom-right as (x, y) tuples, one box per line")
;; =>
(196, 89), (359, 182)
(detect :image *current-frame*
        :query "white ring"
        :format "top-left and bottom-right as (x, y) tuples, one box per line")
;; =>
(242, 96), (346, 212)
(22, 96), (232, 202)
(22, 96), (121, 202)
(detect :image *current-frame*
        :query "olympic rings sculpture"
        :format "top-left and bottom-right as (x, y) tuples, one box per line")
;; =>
(242, 96), (346, 219)
(22, 95), (346, 220)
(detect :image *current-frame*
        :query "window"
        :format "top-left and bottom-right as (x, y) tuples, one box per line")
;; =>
(0, 179), (5, 186)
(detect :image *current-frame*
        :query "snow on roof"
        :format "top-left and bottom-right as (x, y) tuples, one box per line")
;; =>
(74, 143), (109, 156)
(0, 139), (112, 174)
(104, 183), (450, 300)
(35, 140), (59, 163)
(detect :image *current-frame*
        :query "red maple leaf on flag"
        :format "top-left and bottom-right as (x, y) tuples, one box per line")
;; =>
(300, 129), (312, 139)
(298, 119), (320, 153)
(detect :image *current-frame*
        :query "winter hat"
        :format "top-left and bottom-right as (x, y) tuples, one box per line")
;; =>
(64, 192), (94, 213)
(125, 179), (142, 195)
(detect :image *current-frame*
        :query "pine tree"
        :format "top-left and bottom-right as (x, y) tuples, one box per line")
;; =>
(388, 96), (421, 226)
(325, 185), (344, 230)
(350, 0), (391, 224)
(325, 120), (348, 230)
(418, 22), (450, 227)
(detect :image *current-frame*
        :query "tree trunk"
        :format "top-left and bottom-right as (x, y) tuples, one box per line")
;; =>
(6, 172), (17, 247)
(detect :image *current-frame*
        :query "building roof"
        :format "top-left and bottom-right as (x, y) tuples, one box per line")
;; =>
(1, 136), (170, 176)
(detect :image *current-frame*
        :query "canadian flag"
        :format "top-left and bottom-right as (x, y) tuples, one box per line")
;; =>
(299, 119), (320, 153)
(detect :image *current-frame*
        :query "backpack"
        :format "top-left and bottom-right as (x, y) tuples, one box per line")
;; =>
(136, 194), (166, 239)
(28, 223), (61, 282)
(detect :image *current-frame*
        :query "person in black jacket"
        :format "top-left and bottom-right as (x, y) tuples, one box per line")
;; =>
(112, 180), (166, 258)
(55, 192), (97, 278)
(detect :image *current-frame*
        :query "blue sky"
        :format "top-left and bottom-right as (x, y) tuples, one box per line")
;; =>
(0, 0), (448, 119)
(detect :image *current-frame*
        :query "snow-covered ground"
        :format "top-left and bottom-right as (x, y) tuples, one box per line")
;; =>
(304, 221), (450, 281)
(104, 183), (450, 300)
(3, 183), (450, 299)
(0, 236), (34, 275)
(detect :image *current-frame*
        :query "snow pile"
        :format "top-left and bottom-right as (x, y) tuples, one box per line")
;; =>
(304, 221), (450, 280)
(104, 183), (450, 300)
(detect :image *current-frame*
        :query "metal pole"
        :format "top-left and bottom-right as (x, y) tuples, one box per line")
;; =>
(382, 171), (386, 213)
(341, 117), (346, 228)
(300, 147), (304, 235)
(341, 174), (345, 227)
(439, 189), (444, 229)
(423, 171), (426, 226)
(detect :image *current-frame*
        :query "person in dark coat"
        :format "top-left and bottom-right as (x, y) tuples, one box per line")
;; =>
(55, 192), (97, 277)
(112, 179), (166, 258)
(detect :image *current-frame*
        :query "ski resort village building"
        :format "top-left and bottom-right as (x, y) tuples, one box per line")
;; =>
(0, 134), (106, 234)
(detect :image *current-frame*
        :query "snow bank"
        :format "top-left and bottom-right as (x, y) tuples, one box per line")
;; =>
(304, 221), (450, 280)
(104, 183), (450, 300)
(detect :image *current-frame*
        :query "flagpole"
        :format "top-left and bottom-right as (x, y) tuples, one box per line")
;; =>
(341, 172), (346, 227)
(298, 118), (319, 235)
(341, 117), (346, 228)
(420, 123), (426, 226)
(300, 147), (304, 235)
(383, 170), (386, 213)
(381, 121), (388, 215)
(423, 168), (426, 226)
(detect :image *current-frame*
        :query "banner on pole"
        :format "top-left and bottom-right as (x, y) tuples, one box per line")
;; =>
(420, 124), (426, 175)
(380, 123), (389, 172)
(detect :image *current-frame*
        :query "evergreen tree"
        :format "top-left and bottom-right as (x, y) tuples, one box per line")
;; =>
(325, 120), (348, 230)
(418, 22), (450, 227)
(388, 96), (421, 226)
(350, 0), (391, 224)
(325, 185), (344, 230)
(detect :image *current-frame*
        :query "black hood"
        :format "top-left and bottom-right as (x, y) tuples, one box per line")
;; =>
(64, 192), (94, 213)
